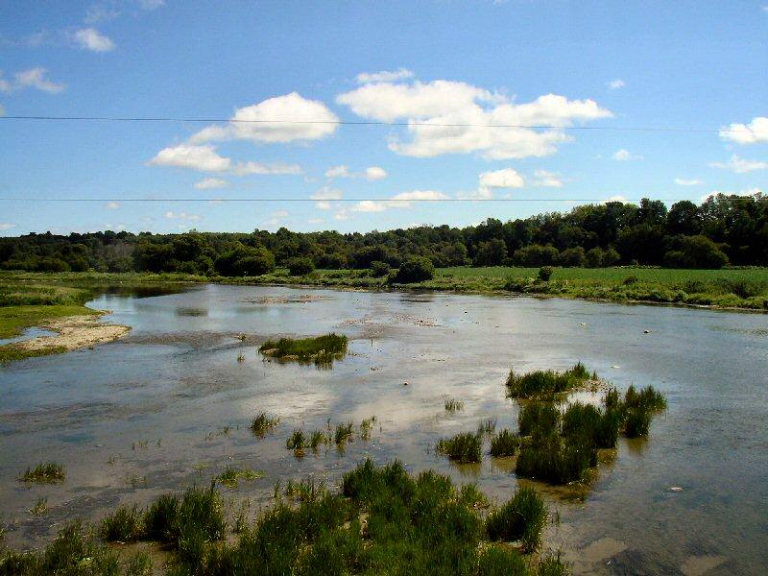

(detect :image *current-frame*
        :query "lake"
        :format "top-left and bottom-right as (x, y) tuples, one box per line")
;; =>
(1, 284), (767, 574)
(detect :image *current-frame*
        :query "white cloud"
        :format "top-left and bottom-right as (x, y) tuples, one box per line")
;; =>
(479, 168), (525, 188)
(456, 187), (494, 200)
(602, 195), (629, 203)
(720, 117), (768, 145)
(106, 201), (120, 210)
(607, 79), (625, 90)
(612, 148), (643, 161)
(190, 92), (338, 144)
(311, 186), (343, 210)
(139, 0), (165, 9)
(351, 190), (448, 213)
(263, 210), (290, 228)
(325, 165), (351, 178)
(149, 144), (231, 172)
(325, 165), (387, 180)
(230, 161), (302, 175)
(165, 211), (200, 221)
(701, 188), (762, 203)
(337, 80), (611, 159)
(0, 223), (17, 231)
(85, 4), (121, 23)
(709, 154), (768, 173)
(364, 166), (387, 180)
(194, 177), (229, 189)
(533, 169), (563, 187)
(72, 27), (115, 52)
(0, 67), (65, 94)
(356, 68), (414, 84)
(674, 178), (703, 186)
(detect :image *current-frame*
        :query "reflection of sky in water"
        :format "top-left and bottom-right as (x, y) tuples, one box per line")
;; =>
(0, 326), (57, 346)
(1, 284), (768, 573)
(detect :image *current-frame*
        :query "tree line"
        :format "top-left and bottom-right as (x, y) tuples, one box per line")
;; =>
(1, 193), (766, 276)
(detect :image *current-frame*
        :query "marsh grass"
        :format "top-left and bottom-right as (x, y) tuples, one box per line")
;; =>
(334, 422), (355, 445)
(286, 429), (306, 452)
(486, 486), (547, 552)
(359, 416), (376, 440)
(435, 432), (483, 463)
(624, 408), (652, 437)
(445, 398), (464, 412)
(250, 412), (280, 437)
(477, 418), (497, 435)
(516, 433), (597, 485)
(99, 504), (144, 542)
(19, 462), (65, 483)
(624, 385), (667, 411)
(309, 430), (328, 450)
(489, 429), (520, 457)
(259, 333), (348, 365)
(29, 497), (48, 515)
(518, 402), (561, 437)
(216, 467), (264, 487)
(506, 362), (593, 399)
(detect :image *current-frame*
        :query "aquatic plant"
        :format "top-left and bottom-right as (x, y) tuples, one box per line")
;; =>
(29, 497), (48, 515)
(435, 432), (483, 463)
(125, 551), (153, 576)
(259, 333), (348, 365)
(536, 552), (570, 576)
(516, 433), (597, 485)
(518, 402), (561, 437)
(506, 362), (593, 399)
(486, 486), (547, 552)
(286, 429), (306, 451)
(489, 429), (520, 457)
(250, 412), (280, 437)
(359, 416), (376, 440)
(624, 385), (667, 411)
(458, 482), (490, 509)
(624, 408), (652, 437)
(216, 467), (264, 487)
(444, 398), (464, 412)
(334, 422), (355, 445)
(19, 462), (66, 483)
(100, 504), (144, 542)
(478, 545), (528, 575)
(477, 418), (497, 435)
(562, 402), (622, 449)
(309, 430), (328, 450)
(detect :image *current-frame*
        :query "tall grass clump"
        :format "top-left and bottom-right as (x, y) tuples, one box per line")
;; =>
(435, 432), (483, 463)
(506, 362), (593, 399)
(478, 545), (528, 575)
(250, 412), (279, 437)
(445, 398), (464, 412)
(562, 402), (622, 449)
(624, 408), (651, 437)
(489, 429), (520, 457)
(216, 467), (264, 487)
(624, 385), (667, 411)
(477, 418), (497, 435)
(486, 486), (547, 553)
(518, 402), (561, 437)
(19, 462), (66, 483)
(516, 433), (597, 485)
(259, 333), (348, 365)
(286, 429), (306, 452)
(99, 504), (144, 542)
(334, 422), (355, 445)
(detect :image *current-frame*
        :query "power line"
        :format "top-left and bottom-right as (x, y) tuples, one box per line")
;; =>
(0, 197), (640, 203)
(0, 115), (722, 133)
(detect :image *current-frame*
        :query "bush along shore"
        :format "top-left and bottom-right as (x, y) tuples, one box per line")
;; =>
(0, 460), (568, 576)
(435, 364), (667, 487)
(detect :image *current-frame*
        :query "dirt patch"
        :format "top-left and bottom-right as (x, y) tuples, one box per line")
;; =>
(17, 313), (130, 353)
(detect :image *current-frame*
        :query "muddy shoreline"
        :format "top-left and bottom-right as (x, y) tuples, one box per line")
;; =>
(9, 312), (130, 355)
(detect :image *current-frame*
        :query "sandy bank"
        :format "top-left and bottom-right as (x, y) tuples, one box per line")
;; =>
(18, 313), (130, 353)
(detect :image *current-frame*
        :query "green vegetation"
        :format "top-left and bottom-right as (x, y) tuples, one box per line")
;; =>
(516, 432), (598, 485)
(287, 256), (315, 276)
(259, 333), (348, 365)
(435, 432), (483, 463)
(250, 412), (280, 437)
(333, 422), (355, 445)
(489, 429), (520, 457)
(1, 461), (568, 575)
(445, 398), (464, 412)
(19, 462), (66, 483)
(477, 418), (497, 436)
(394, 256), (435, 283)
(216, 467), (264, 487)
(359, 416), (376, 440)
(286, 429), (306, 452)
(519, 403), (561, 437)
(624, 385), (667, 411)
(486, 486), (547, 553)
(506, 363), (593, 399)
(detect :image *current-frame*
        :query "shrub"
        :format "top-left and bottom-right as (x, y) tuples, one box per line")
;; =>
(485, 486), (547, 552)
(287, 257), (315, 276)
(369, 260), (391, 277)
(538, 266), (554, 282)
(513, 244), (559, 267)
(490, 429), (520, 457)
(518, 403), (560, 437)
(558, 247), (585, 267)
(585, 247), (604, 268)
(435, 432), (482, 463)
(394, 256), (435, 283)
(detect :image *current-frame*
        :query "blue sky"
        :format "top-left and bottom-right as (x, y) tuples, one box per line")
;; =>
(1, 0), (767, 236)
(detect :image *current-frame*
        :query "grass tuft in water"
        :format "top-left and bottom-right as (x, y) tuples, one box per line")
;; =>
(19, 462), (66, 483)
(515, 433), (597, 485)
(435, 432), (483, 463)
(259, 333), (348, 365)
(624, 408), (652, 437)
(477, 418), (497, 436)
(489, 429), (520, 457)
(359, 416), (376, 440)
(624, 385), (667, 411)
(334, 422), (355, 445)
(444, 398), (464, 412)
(216, 467), (264, 487)
(506, 362), (593, 399)
(250, 412), (280, 437)
(286, 429), (306, 452)
(486, 486), (547, 553)
(518, 402), (561, 437)
(100, 504), (144, 542)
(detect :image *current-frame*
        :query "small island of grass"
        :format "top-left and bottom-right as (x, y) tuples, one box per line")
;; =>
(259, 333), (348, 365)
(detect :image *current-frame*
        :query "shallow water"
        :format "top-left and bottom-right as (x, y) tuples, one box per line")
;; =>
(1, 284), (767, 574)
(0, 326), (57, 346)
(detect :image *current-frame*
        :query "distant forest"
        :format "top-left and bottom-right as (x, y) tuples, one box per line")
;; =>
(1, 193), (766, 275)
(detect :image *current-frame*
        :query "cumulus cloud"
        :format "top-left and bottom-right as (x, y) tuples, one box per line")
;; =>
(337, 79), (611, 159)
(263, 210), (290, 228)
(311, 186), (343, 210)
(674, 178), (703, 186)
(602, 195), (629, 203)
(194, 177), (229, 189)
(190, 92), (339, 144)
(149, 144), (232, 172)
(230, 161), (302, 175)
(72, 27), (115, 52)
(607, 79), (625, 90)
(356, 68), (414, 84)
(709, 154), (768, 173)
(532, 169), (563, 187)
(479, 168), (525, 188)
(701, 188), (762, 203)
(325, 165), (387, 180)
(0, 67), (65, 93)
(612, 148), (643, 161)
(351, 190), (448, 213)
(0, 223), (17, 231)
(106, 201), (120, 209)
(165, 211), (200, 221)
(720, 117), (768, 145)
